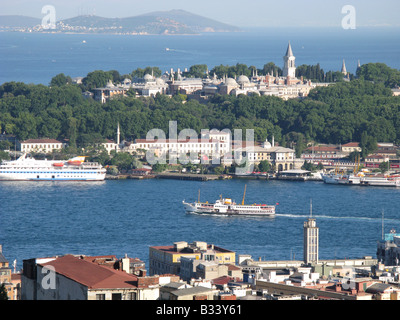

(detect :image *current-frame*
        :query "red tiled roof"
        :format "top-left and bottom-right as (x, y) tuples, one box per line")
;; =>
(39, 255), (138, 289)
(21, 138), (62, 144)
(342, 142), (359, 147)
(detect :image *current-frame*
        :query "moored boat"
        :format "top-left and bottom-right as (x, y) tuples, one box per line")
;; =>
(0, 154), (106, 181)
(360, 175), (400, 187)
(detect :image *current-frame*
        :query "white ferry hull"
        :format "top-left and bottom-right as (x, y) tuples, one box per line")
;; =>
(360, 177), (400, 187)
(183, 201), (275, 216)
(321, 174), (340, 184)
(0, 154), (106, 181)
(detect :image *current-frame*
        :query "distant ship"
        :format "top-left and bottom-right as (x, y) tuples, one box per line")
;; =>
(182, 185), (276, 216)
(0, 154), (106, 181)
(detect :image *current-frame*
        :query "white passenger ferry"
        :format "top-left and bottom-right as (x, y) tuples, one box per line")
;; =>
(0, 154), (106, 181)
(182, 186), (276, 216)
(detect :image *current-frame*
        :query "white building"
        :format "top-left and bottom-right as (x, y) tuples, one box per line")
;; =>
(19, 138), (66, 153)
(234, 138), (297, 172)
(130, 130), (232, 164)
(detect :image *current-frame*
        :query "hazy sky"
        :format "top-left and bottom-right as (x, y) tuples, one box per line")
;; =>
(2, 0), (399, 28)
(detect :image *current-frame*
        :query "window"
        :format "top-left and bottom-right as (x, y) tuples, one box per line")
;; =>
(96, 294), (105, 300)
(112, 293), (122, 300)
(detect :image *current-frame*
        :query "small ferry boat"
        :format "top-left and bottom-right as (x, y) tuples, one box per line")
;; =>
(360, 175), (400, 187)
(182, 185), (276, 216)
(0, 154), (106, 181)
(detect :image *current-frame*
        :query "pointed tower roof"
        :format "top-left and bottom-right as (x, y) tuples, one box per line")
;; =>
(285, 41), (294, 57)
(341, 59), (347, 74)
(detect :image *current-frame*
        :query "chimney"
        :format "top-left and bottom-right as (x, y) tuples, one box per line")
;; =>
(122, 254), (130, 273)
(139, 269), (147, 277)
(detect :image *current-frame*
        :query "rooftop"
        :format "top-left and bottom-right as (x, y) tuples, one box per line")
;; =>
(39, 255), (139, 289)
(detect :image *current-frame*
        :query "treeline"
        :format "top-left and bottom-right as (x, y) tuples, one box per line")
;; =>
(0, 63), (399, 159)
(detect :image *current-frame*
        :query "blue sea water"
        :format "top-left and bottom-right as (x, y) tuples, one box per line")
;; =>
(1, 179), (400, 271)
(1, 27), (400, 271)
(0, 27), (399, 85)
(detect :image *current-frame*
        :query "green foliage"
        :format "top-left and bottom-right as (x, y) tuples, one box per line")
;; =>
(50, 73), (72, 87)
(258, 160), (271, 172)
(110, 152), (137, 172)
(379, 161), (390, 173)
(131, 67), (162, 79)
(183, 64), (208, 78)
(1, 64), (400, 158)
(152, 163), (167, 172)
(0, 283), (8, 300)
(357, 63), (400, 88)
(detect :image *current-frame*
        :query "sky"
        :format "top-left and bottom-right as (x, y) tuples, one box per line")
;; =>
(1, 0), (399, 28)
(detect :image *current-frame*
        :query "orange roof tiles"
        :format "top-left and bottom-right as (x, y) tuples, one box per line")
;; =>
(39, 255), (138, 289)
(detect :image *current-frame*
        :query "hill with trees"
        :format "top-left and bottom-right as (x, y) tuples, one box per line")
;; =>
(0, 63), (399, 162)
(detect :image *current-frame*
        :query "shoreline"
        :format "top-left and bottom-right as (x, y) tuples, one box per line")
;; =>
(106, 172), (323, 182)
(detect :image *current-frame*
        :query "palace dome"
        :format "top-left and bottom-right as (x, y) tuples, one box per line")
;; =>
(237, 75), (250, 84)
(224, 78), (238, 86)
(143, 74), (154, 82)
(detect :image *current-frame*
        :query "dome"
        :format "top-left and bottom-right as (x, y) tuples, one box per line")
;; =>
(237, 75), (250, 84)
(143, 74), (154, 82)
(155, 78), (165, 85)
(262, 139), (272, 149)
(224, 77), (237, 86)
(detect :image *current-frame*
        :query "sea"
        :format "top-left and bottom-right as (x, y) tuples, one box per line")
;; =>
(0, 27), (400, 85)
(1, 27), (400, 271)
(1, 178), (400, 271)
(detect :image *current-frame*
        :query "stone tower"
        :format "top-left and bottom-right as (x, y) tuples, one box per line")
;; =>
(282, 41), (296, 78)
(303, 200), (319, 265)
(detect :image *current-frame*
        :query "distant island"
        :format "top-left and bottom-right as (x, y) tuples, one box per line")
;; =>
(0, 10), (241, 35)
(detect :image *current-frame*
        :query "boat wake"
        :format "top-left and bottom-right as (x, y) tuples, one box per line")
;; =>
(275, 213), (399, 224)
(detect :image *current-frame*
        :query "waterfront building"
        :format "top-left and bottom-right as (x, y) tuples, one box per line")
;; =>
(149, 241), (236, 276)
(19, 138), (66, 153)
(234, 138), (300, 172)
(130, 129), (231, 163)
(341, 142), (362, 154)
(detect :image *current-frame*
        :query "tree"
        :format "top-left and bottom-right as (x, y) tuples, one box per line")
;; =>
(258, 160), (271, 172)
(213, 165), (225, 175)
(152, 163), (167, 173)
(379, 161), (390, 173)
(0, 283), (8, 300)
(110, 152), (136, 172)
(184, 64), (208, 78)
(82, 70), (113, 90)
(50, 73), (72, 87)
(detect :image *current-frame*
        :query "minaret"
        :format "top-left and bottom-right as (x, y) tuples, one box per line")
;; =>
(282, 41), (296, 78)
(303, 199), (319, 265)
(117, 123), (120, 146)
(341, 59), (347, 75)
